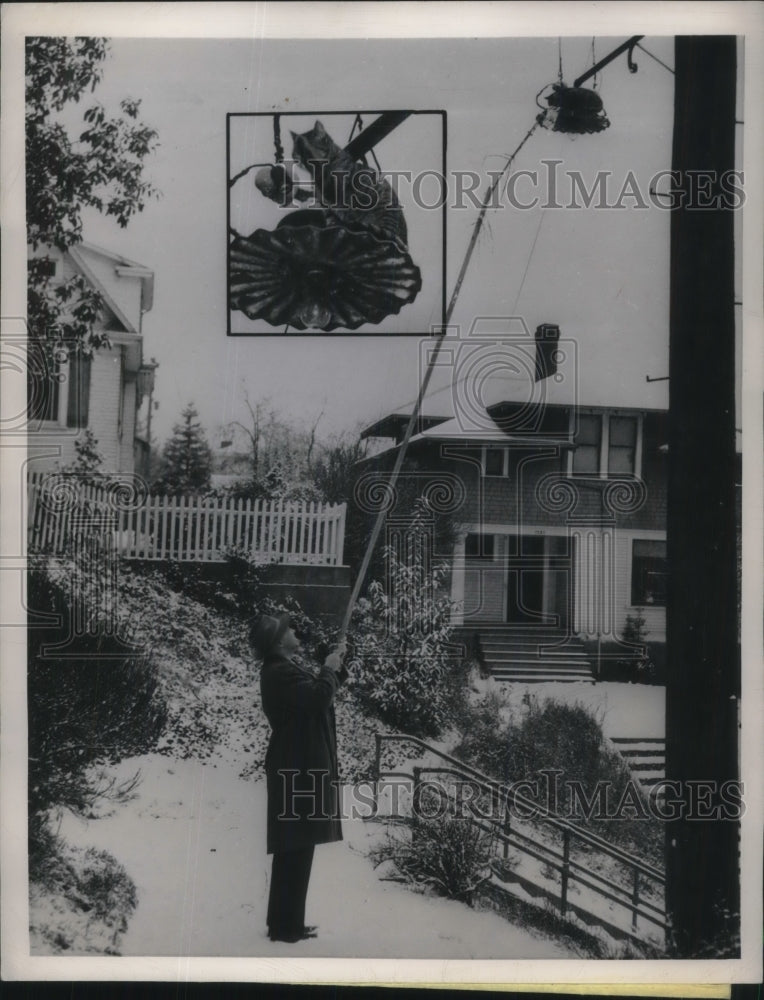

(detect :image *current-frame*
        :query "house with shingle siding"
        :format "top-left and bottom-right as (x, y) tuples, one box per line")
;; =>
(357, 331), (671, 677)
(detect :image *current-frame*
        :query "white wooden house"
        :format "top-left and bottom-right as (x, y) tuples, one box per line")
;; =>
(27, 242), (156, 475)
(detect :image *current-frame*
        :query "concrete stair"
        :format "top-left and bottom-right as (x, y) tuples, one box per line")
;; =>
(610, 737), (666, 796)
(455, 625), (595, 684)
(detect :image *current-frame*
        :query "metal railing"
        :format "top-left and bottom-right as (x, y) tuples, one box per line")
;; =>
(371, 732), (666, 946)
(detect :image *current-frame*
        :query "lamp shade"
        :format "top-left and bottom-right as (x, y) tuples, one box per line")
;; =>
(229, 209), (422, 331)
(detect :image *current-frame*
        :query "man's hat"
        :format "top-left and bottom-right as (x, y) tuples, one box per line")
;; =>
(249, 612), (290, 659)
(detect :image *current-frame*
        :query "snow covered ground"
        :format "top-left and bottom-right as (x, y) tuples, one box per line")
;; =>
(30, 568), (666, 959)
(54, 753), (578, 959)
(501, 681), (665, 739)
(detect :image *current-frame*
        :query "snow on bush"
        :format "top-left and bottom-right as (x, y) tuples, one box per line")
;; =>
(346, 502), (464, 738)
(29, 825), (137, 955)
(370, 803), (494, 906)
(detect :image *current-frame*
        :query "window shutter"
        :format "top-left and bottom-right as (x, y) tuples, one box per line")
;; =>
(66, 351), (91, 429)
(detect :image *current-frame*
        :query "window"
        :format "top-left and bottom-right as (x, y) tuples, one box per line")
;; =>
(570, 411), (641, 477)
(631, 539), (667, 606)
(483, 447), (505, 476)
(609, 416), (638, 474)
(26, 343), (92, 427)
(572, 414), (602, 473)
(65, 351), (92, 429)
(465, 532), (495, 559)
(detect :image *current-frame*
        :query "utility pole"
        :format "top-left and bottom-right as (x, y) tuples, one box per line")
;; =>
(665, 36), (740, 957)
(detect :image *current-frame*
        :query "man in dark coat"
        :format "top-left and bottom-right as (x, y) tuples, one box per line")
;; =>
(251, 612), (346, 943)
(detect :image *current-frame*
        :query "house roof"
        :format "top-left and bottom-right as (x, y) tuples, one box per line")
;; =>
(362, 337), (668, 437)
(408, 416), (576, 446)
(69, 242), (154, 333)
(360, 412), (452, 441)
(364, 416), (576, 461)
(361, 366), (670, 445)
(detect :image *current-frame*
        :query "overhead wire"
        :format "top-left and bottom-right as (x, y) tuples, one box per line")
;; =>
(635, 42), (675, 76)
(510, 210), (547, 316)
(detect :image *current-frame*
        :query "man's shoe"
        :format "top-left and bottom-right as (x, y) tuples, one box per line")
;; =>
(268, 926), (318, 943)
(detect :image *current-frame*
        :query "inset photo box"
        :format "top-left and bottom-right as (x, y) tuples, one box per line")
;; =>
(227, 110), (446, 335)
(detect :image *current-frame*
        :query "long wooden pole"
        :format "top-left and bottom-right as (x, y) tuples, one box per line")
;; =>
(339, 120), (541, 637)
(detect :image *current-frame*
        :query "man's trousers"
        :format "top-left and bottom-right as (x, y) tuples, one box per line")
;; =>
(267, 845), (315, 939)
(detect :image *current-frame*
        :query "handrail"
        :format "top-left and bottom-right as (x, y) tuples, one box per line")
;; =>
(374, 732), (665, 883)
(415, 766), (666, 931)
(373, 731), (667, 944)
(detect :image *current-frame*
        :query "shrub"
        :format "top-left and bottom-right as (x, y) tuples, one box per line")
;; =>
(144, 548), (268, 617)
(27, 557), (167, 841)
(451, 691), (513, 781)
(59, 429), (105, 484)
(29, 833), (138, 955)
(78, 847), (138, 923)
(370, 811), (494, 906)
(615, 608), (655, 681)
(344, 468), (458, 581)
(508, 698), (612, 800)
(453, 695), (663, 865)
(348, 581), (451, 736)
(345, 503), (460, 737)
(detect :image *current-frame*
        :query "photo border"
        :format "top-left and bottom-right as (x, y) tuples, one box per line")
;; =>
(1, 0), (762, 987)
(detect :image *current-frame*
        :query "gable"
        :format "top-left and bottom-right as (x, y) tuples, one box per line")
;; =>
(66, 243), (153, 334)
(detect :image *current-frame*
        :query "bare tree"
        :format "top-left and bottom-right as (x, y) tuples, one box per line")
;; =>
(227, 386), (268, 483)
(305, 409), (324, 474)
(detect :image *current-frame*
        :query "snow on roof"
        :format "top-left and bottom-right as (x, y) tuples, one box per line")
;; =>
(362, 372), (669, 445)
(361, 337), (669, 442)
(69, 242), (155, 331)
(364, 418), (575, 461)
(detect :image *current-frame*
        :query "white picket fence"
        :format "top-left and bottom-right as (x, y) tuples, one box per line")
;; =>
(27, 472), (346, 566)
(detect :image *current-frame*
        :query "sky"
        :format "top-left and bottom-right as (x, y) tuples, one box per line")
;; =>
(48, 33), (718, 447)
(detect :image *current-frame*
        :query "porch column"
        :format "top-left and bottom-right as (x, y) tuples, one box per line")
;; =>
(450, 533), (466, 625)
(570, 527), (615, 638)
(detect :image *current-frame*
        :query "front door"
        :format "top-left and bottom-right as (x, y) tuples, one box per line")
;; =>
(505, 534), (573, 629)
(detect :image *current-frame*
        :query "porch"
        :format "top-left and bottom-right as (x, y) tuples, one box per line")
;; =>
(451, 525), (666, 642)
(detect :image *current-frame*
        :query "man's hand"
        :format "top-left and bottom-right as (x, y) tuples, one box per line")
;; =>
(324, 640), (347, 673)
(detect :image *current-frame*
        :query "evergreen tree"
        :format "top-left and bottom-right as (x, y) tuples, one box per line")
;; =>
(313, 436), (367, 504)
(156, 404), (212, 495)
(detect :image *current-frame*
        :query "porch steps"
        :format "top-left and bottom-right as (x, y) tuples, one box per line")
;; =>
(610, 737), (666, 796)
(456, 626), (595, 684)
